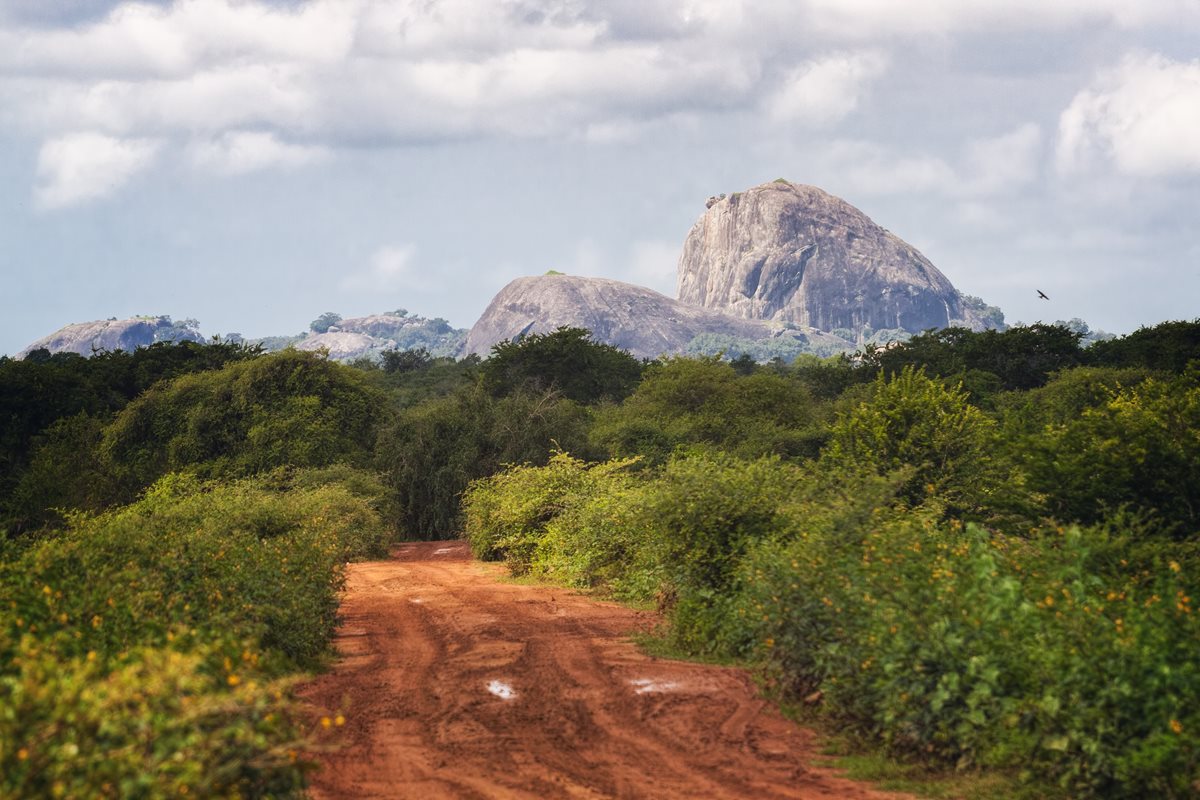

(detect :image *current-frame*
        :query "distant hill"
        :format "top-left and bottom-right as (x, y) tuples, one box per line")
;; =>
(17, 311), (467, 362)
(260, 312), (466, 361)
(17, 316), (205, 359)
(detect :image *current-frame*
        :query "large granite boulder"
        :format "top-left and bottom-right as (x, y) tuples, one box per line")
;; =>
(677, 180), (988, 334)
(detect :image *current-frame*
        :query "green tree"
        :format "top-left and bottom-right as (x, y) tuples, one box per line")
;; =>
(100, 351), (386, 501)
(481, 327), (643, 403)
(309, 312), (343, 333)
(823, 366), (1000, 513)
(1023, 373), (1200, 534)
(590, 357), (827, 464)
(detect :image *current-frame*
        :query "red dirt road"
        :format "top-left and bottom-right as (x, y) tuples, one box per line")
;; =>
(298, 541), (912, 799)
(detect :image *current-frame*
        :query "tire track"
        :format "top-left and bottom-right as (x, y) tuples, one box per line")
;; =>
(298, 541), (912, 800)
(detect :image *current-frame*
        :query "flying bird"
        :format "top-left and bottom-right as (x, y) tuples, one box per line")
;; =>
(1037, 290), (1050, 300)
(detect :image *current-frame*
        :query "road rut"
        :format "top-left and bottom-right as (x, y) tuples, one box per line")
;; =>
(298, 541), (912, 799)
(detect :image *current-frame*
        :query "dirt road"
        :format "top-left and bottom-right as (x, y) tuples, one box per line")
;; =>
(298, 541), (911, 799)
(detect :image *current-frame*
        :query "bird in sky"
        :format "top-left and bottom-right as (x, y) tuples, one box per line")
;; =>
(1037, 290), (1050, 300)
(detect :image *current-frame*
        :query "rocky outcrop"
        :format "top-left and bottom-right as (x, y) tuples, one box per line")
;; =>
(294, 331), (384, 361)
(677, 180), (988, 335)
(265, 313), (467, 361)
(17, 316), (204, 358)
(465, 274), (845, 360)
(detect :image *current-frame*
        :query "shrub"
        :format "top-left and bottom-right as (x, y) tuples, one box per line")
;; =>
(0, 469), (388, 798)
(822, 366), (1001, 515)
(1022, 375), (1200, 534)
(101, 351), (387, 500)
(740, 515), (1200, 797)
(590, 358), (827, 464)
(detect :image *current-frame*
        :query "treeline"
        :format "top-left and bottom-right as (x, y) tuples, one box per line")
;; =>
(1, 320), (1198, 797)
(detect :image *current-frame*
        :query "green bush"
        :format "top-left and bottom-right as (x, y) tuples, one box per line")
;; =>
(101, 350), (387, 500)
(590, 357), (827, 464)
(1, 642), (304, 799)
(740, 515), (1200, 797)
(823, 366), (1001, 515)
(463, 452), (641, 585)
(1022, 374), (1200, 534)
(0, 469), (388, 798)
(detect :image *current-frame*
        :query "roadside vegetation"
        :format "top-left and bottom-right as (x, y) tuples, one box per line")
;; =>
(2, 319), (1198, 797)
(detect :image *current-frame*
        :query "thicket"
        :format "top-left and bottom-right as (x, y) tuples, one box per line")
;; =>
(0, 469), (388, 798)
(463, 320), (1200, 797)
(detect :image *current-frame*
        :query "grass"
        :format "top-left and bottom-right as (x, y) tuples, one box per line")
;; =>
(779, 707), (1068, 800)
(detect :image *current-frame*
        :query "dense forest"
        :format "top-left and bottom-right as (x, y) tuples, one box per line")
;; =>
(2, 320), (1199, 797)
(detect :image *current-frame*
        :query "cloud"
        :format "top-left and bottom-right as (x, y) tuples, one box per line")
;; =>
(798, 0), (1200, 38)
(189, 131), (329, 175)
(4, 0), (1196, 208)
(340, 245), (425, 292)
(34, 132), (160, 209)
(766, 51), (887, 126)
(961, 123), (1042, 194)
(822, 140), (958, 196)
(821, 123), (1042, 198)
(1056, 53), (1200, 177)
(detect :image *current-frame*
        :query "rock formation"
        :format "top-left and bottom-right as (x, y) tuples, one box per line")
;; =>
(464, 274), (845, 360)
(294, 331), (384, 361)
(17, 316), (204, 359)
(285, 312), (466, 361)
(677, 180), (988, 335)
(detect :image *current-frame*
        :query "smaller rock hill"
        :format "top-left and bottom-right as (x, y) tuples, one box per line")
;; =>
(17, 316), (205, 359)
(464, 274), (846, 360)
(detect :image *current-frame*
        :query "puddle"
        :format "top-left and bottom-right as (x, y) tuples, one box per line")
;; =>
(630, 678), (682, 695)
(408, 598), (424, 604)
(434, 547), (456, 555)
(487, 680), (517, 700)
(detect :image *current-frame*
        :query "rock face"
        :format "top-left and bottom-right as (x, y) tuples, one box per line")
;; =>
(17, 316), (204, 358)
(294, 331), (383, 361)
(677, 180), (987, 334)
(465, 274), (843, 360)
(284, 313), (466, 361)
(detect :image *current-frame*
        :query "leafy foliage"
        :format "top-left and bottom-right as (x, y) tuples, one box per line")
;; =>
(823, 366), (1001, 513)
(590, 357), (827, 464)
(481, 327), (643, 403)
(376, 384), (592, 538)
(0, 469), (388, 797)
(100, 350), (387, 501)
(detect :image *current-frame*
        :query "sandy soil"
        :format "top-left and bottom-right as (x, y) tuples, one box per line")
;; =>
(298, 541), (912, 799)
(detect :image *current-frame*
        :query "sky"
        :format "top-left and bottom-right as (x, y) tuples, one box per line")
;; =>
(1, 0), (1198, 356)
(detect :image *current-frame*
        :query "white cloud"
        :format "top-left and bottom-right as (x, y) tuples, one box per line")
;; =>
(34, 132), (160, 209)
(189, 131), (329, 175)
(1057, 53), (1200, 177)
(798, 0), (1200, 38)
(4, 0), (1195, 209)
(0, 0), (354, 78)
(823, 140), (958, 196)
(961, 123), (1042, 195)
(340, 245), (426, 292)
(766, 51), (887, 126)
(821, 123), (1042, 199)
